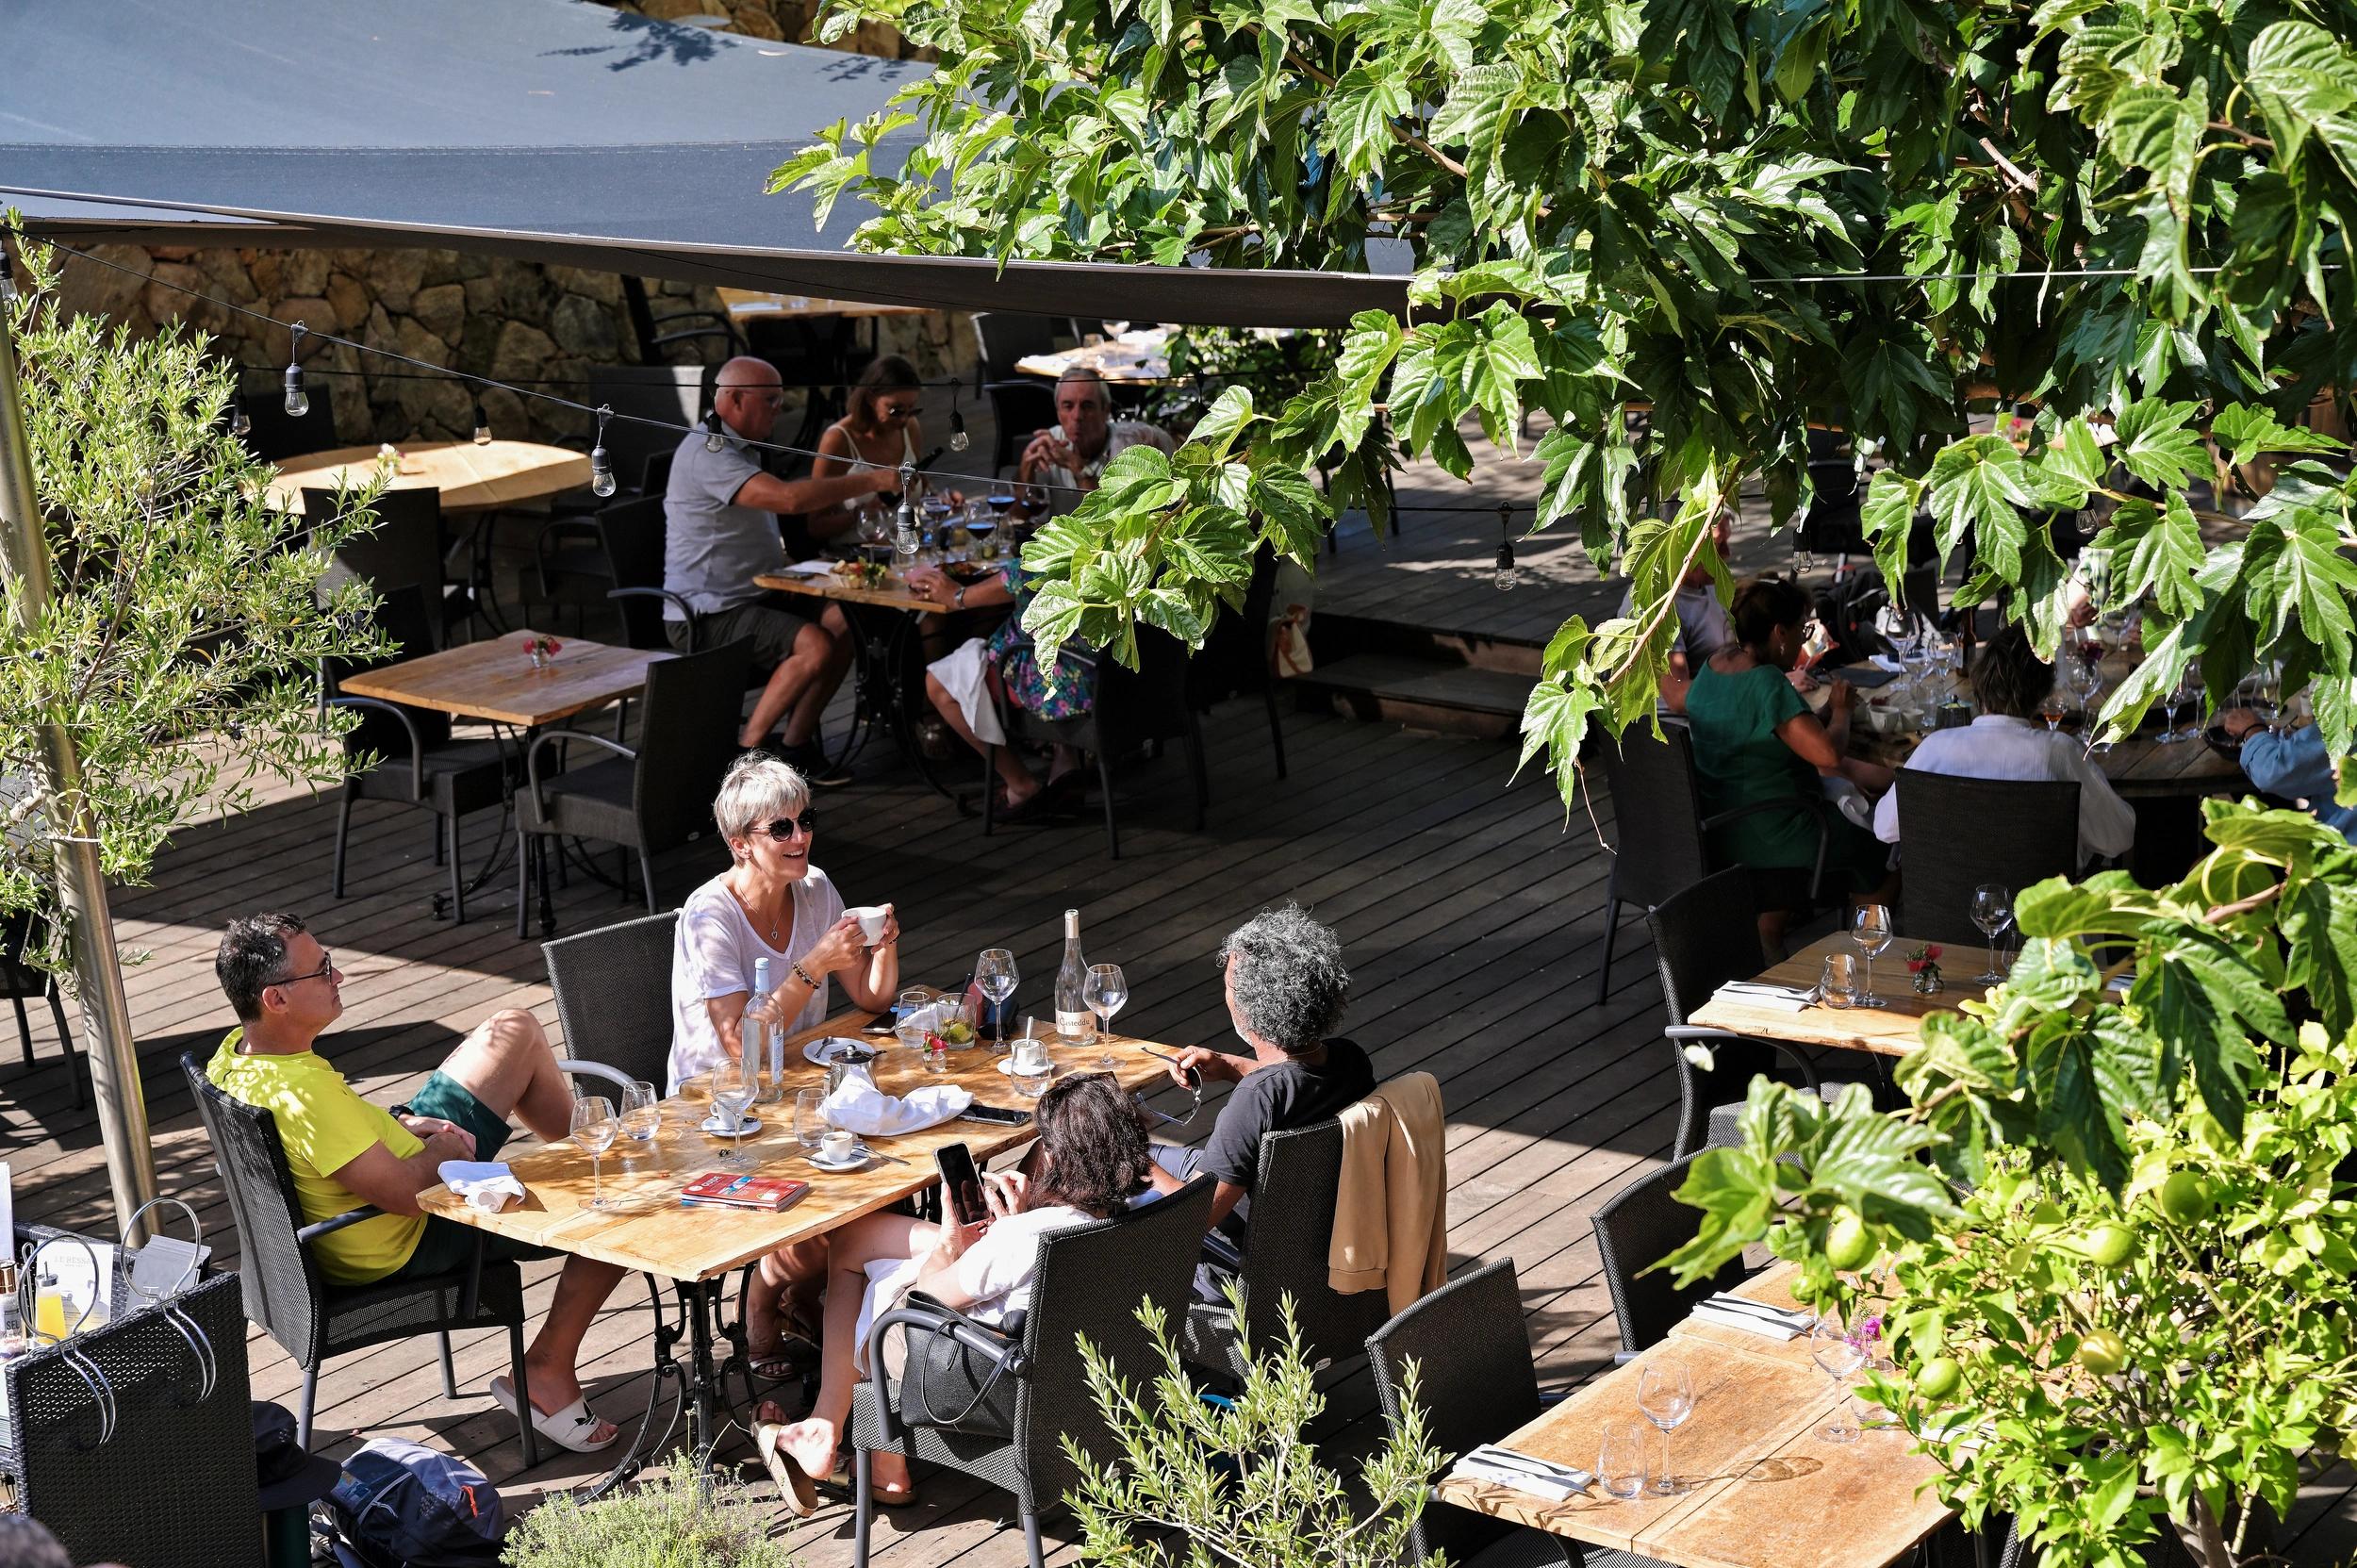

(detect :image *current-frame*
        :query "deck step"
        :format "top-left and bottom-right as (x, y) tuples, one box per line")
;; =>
(1291, 653), (1533, 739)
(1310, 612), (1545, 676)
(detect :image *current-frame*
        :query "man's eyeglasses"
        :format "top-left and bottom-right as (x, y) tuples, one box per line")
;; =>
(755, 813), (817, 840)
(273, 951), (337, 987)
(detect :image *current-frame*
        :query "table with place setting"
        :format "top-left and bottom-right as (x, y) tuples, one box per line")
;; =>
(1686, 933), (2006, 1059)
(415, 995), (1188, 1496)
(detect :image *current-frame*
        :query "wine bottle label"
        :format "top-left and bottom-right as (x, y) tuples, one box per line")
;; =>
(1057, 1008), (1096, 1040)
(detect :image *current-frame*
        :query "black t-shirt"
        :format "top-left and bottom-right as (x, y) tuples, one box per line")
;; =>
(1197, 1037), (1375, 1240)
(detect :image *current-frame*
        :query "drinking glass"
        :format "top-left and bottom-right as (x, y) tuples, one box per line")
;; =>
(1811, 1314), (1869, 1443)
(620, 1080), (660, 1147)
(2040, 691), (2069, 733)
(976, 949), (1019, 1053)
(1083, 963), (1128, 1070)
(2160, 670), (2202, 743)
(710, 1050), (760, 1169)
(1820, 952), (1857, 1008)
(1850, 903), (1893, 1006)
(571, 1096), (618, 1211)
(1010, 1035), (1053, 1099)
(1597, 1418), (1651, 1499)
(1637, 1360), (1694, 1494)
(794, 1089), (828, 1152)
(1969, 884), (2013, 983)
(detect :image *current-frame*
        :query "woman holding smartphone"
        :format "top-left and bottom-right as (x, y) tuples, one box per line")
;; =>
(752, 1073), (1151, 1511)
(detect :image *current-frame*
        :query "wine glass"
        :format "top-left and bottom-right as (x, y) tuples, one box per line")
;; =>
(1969, 884), (2013, 984)
(1849, 903), (1893, 1006)
(976, 949), (1019, 1054)
(1636, 1360), (1694, 1494)
(571, 1096), (618, 1211)
(620, 1080), (660, 1147)
(2040, 690), (2070, 733)
(1083, 963), (1128, 1070)
(1811, 1314), (1869, 1443)
(710, 1050), (759, 1169)
(2159, 669), (2202, 743)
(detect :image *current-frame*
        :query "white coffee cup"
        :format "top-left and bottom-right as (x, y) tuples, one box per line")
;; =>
(821, 1128), (856, 1163)
(847, 905), (889, 945)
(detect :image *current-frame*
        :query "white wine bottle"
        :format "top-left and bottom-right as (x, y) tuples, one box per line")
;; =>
(1054, 908), (1096, 1045)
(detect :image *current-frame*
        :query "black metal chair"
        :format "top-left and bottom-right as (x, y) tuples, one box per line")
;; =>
(1366, 1260), (1665, 1568)
(1893, 773), (2083, 945)
(237, 390), (339, 463)
(1591, 725), (1834, 1007)
(981, 379), (1056, 478)
(1180, 1116), (1392, 1387)
(1646, 867), (1845, 1159)
(1187, 546), (1289, 780)
(180, 1053), (541, 1463)
(973, 311), (1067, 383)
(516, 639), (750, 936)
(536, 492), (666, 640)
(585, 365), (712, 497)
(850, 1179), (1218, 1568)
(980, 627), (1208, 859)
(543, 910), (681, 1090)
(325, 585), (512, 921)
(1, 910), (81, 1107)
(1591, 1155), (1751, 1359)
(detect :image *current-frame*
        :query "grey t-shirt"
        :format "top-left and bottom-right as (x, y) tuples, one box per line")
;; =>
(1616, 581), (1732, 664)
(663, 429), (780, 619)
(1198, 1037), (1375, 1241)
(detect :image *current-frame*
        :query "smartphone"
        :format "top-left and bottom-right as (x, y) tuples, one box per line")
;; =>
(933, 1141), (986, 1228)
(959, 1104), (1032, 1128)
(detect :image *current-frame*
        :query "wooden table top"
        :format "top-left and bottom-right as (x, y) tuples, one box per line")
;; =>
(753, 567), (944, 616)
(717, 289), (935, 322)
(1686, 933), (1995, 1058)
(1015, 330), (1173, 384)
(1433, 1263), (1952, 1568)
(417, 1010), (1177, 1283)
(338, 634), (672, 728)
(266, 440), (591, 515)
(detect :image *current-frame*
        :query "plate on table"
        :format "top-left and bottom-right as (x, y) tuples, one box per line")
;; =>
(996, 1059), (1057, 1079)
(804, 1036), (875, 1068)
(700, 1113), (763, 1136)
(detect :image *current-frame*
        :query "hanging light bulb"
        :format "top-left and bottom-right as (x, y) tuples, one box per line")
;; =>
(282, 322), (309, 418)
(1792, 545), (1818, 575)
(893, 461), (921, 561)
(589, 404), (618, 498)
(471, 401), (493, 445)
(227, 403), (252, 438)
(703, 412), (726, 454)
(948, 380), (971, 453)
(1493, 503), (1518, 592)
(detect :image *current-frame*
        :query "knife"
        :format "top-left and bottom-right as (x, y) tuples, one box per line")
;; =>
(1702, 1294), (1814, 1327)
(1465, 1447), (1592, 1488)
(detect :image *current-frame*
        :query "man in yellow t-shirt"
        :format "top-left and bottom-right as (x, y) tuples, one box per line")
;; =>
(206, 913), (624, 1454)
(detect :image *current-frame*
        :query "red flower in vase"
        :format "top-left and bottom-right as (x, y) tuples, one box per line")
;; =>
(1904, 944), (1943, 973)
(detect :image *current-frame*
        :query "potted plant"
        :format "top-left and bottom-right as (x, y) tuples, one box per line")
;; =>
(1664, 800), (2357, 1568)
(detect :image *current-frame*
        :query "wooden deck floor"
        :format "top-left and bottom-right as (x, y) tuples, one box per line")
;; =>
(3, 489), (2352, 1563)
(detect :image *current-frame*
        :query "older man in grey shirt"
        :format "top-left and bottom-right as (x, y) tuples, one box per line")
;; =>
(665, 357), (898, 771)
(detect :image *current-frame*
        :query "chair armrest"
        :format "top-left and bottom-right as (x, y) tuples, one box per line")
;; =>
(1698, 795), (1837, 902)
(296, 1205), (385, 1244)
(553, 1060), (635, 1093)
(1198, 1227), (1245, 1276)
(536, 517), (603, 572)
(606, 586), (700, 645)
(326, 696), (428, 801)
(865, 1301), (1030, 1445)
(523, 728), (636, 819)
(1665, 1024), (1822, 1093)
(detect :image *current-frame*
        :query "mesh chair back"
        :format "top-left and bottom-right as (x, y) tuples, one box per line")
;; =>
(981, 381), (1056, 477)
(585, 365), (709, 487)
(1233, 1117), (1392, 1367)
(237, 390), (339, 462)
(633, 639), (754, 850)
(1008, 1178), (1216, 1510)
(181, 1053), (326, 1364)
(326, 585), (456, 756)
(305, 486), (444, 604)
(1646, 867), (1765, 1025)
(973, 313), (1065, 382)
(1896, 773), (2081, 945)
(544, 911), (681, 1087)
(1096, 627), (1195, 751)
(1365, 1259), (1537, 1566)
(596, 495), (671, 650)
(1595, 727), (1714, 908)
(1188, 548), (1277, 707)
(1591, 1154), (1749, 1354)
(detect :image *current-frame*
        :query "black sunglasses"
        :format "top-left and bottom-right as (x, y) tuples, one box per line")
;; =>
(273, 950), (337, 987)
(754, 813), (817, 840)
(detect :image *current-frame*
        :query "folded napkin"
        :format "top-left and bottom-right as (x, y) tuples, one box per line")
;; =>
(1869, 653), (1905, 673)
(819, 1067), (972, 1137)
(1714, 981), (1816, 1013)
(783, 558), (838, 576)
(896, 999), (960, 1036)
(1448, 1446), (1591, 1501)
(1689, 1294), (1814, 1341)
(439, 1160), (524, 1213)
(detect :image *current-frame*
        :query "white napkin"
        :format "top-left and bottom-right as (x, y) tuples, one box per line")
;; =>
(1447, 1447), (1591, 1500)
(893, 999), (960, 1036)
(1714, 981), (1815, 1012)
(819, 1067), (972, 1137)
(439, 1160), (524, 1213)
(1689, 1295), (1813, 1340)
(1869, 653), (1905, 672)
(783, 558), (837, 576)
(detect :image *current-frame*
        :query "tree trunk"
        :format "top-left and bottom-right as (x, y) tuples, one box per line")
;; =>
(2170, 1492), (2275, 1568)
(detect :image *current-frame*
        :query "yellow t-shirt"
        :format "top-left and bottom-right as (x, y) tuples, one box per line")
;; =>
(206, 1029), (426, 1284)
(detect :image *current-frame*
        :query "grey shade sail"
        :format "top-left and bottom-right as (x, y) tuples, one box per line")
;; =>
(0, 0), (1405, 327)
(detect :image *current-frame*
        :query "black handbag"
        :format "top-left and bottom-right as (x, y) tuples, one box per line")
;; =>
(891, 1290), (1026, 1439)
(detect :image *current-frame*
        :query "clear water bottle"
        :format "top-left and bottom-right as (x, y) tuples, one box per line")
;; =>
(745, 957), (782, 1103)
(1055, 908), (1096, 1046)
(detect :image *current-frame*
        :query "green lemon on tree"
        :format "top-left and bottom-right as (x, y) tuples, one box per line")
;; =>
(2029, 1198), (2065, 1228)
(1824, 1207), (1874, 1271)
(2158, 1172), (2213, 1226)
(1915, 1357), (1962, 1400)
(2077, 1329), (2129, 1376)
(2080, 1224), (2136, 1267)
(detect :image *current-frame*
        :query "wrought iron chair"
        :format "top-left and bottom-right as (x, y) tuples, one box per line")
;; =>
(1591, 1155), (1751, 1359)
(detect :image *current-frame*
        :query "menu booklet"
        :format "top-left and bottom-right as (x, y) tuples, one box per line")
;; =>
(680, 1174), (811, 1212)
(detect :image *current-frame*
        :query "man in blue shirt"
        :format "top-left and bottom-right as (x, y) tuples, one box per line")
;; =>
(2218, 708), (2357, 841)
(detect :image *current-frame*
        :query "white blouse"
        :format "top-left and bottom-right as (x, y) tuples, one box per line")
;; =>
(667, 867), (844, 1092)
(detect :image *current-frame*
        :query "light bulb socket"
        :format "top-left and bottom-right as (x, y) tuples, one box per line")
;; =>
(949, 406), (970, 452)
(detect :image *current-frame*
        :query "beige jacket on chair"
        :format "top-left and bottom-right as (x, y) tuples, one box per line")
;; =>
(1328, 1071), (1448, 1312)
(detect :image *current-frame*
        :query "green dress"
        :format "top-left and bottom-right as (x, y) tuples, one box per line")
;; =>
(1684, 661), (1887, 888)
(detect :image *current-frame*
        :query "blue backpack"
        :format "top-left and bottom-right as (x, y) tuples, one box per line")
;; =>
(324, 1438), (504, 1567)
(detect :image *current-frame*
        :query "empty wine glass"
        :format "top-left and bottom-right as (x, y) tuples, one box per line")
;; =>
(1637, 1360), (1694, 1494)
(1850, 903), (1893, 1006)
(1969, 884), (2013, 984)
(620, 1080), (660, 1147)
(1083, 963), (1128, 1070)
(1597, 1418), (1651, 1499)
(2160, 669), (2203, 743)
(1811, 1314), (1869, 1443)
(709, 1050), (759, 1168)
(571, 1096), (618, 1210)
(976, 949), (1019, 1054)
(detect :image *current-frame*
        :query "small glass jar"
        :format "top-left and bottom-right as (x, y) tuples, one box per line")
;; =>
(1821, 953), (1858, 1009)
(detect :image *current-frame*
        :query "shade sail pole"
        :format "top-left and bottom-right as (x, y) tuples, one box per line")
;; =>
(0, 259), (157, 1234)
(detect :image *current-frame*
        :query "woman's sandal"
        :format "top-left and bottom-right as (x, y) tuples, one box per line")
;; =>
(750, 1419), (821, 1517)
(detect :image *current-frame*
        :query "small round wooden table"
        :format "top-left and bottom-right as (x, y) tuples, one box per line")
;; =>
(263, 438), (590, 514)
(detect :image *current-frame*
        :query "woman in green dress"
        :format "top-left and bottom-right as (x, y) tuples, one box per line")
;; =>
(1684, 575), (1895, 952)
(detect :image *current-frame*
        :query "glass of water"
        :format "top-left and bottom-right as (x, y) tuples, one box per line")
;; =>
(794, 1089), (828, 1152)
(620, 1080), (660, 1147)
(1820, 952), (1857, 1008)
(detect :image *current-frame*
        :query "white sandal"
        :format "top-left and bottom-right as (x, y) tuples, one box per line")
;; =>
(489, 1373), (619, 1455)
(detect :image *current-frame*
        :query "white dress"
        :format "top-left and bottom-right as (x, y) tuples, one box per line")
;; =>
(666, 867), (845, 1093)
(852, 1204), (1094, 1373)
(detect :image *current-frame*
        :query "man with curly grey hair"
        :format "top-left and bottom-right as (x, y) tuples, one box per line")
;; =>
(1146, 905), (1374, 1256)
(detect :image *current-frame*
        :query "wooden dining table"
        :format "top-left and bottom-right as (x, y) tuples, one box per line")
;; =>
(716, 289), (935, 323)
(1014, 328), (1173, 384)
(336, 631), (672, 730)
(418, 1004), (1181, 1491)
(264, 438), (590, 515)
(1433, 1262), (1953, 1568)
(1685, 933), (2000, 1058)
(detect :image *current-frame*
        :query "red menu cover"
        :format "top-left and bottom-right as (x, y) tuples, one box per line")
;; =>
(678, 1173), (811, 1212)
